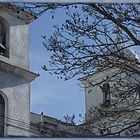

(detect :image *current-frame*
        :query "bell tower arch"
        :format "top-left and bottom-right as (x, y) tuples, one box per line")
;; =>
(0, 91), (8, 137)
(0, 94), (5, 137)
(0, 16), (9, 57)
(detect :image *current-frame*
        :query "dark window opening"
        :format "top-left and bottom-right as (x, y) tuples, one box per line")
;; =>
(0, 21), (7, 57)
(0, 94), (5, 137)
(136, 84), (140, 102)
(100, 79), (110, 107)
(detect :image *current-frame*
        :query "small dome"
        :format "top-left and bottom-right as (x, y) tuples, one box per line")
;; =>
(123, 47), (139, 60)
(110, 45), (139, 61)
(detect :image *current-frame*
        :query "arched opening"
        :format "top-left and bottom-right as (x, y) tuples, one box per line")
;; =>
(100, 76), (111, 107)
(0, 17), (9, 57)
(0, 94), (5, 137)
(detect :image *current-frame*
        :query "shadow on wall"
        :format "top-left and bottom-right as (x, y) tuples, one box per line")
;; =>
(0, 71), (28, 88)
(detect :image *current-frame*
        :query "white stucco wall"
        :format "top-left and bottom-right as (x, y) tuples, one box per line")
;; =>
(81, 66), (140, 121)
(0, 10), (32, 136)
(0, 12), (29, 70)
(81, 68), (127, 121)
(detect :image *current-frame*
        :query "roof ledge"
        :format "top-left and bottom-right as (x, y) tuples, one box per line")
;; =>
(0, 60), (39, 82)
(0, 3), (36, 24)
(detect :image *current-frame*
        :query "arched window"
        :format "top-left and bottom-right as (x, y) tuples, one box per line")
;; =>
(0, 94), (5, 137)
(102, 82), (110, 105)
(0, 21), (6, 56)
(0, 17), (9, 57)
(100, 77), (111, 107)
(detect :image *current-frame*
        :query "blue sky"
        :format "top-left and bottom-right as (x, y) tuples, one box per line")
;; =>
(28, 5), (140, 124)
(29, 8), (85, 123)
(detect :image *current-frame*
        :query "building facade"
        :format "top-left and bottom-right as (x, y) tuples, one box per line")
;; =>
(80, 49), (140, 122)
(79, 48), (140, 136)
(30, 112), (75, 137)
(0, 3), (38, 137)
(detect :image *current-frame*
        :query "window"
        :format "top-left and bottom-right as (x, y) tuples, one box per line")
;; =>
(0, 94), (5, 137)
(136, 84), (140, 102)
(0, 21), (6, 56)
(102, 82), (110, 105)
(0, 17), (9, 57)
(100, 78), (111, 107)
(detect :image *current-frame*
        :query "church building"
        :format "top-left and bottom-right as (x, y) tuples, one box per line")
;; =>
(1, 3), (140, 137)
(79, 46), (140, 136)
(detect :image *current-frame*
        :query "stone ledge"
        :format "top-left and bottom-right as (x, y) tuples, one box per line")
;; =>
(0, 60), (39, 82)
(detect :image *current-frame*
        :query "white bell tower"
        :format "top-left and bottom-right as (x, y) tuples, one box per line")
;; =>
(80, 46), (140, 122)
(0, 4), (38, 136)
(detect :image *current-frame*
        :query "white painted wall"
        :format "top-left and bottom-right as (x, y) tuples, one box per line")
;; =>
(80, 68), (140, 121)
(0, 10), (31, 136)
(0, 12), (29, 70)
